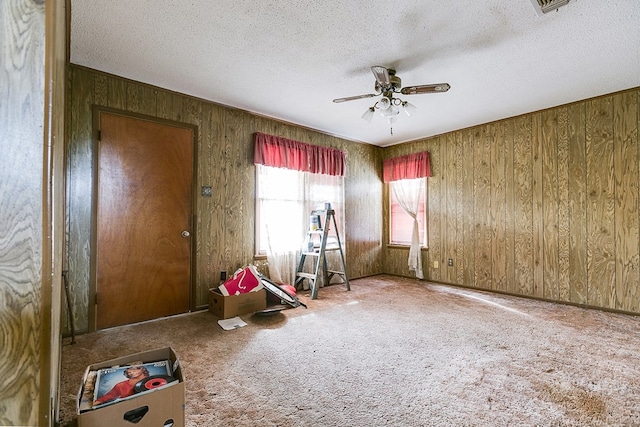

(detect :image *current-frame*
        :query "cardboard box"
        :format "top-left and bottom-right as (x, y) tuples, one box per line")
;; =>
(77, 347), (185, 427)
(208, 288), (266, 319)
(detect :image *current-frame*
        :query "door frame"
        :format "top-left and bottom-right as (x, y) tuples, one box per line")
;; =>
(89, 106), (198, 331)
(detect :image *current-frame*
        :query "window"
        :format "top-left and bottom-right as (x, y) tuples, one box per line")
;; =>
(256, 165), (344, 255)
(253, 133), (346, 284)
(389, 177), (427, 247)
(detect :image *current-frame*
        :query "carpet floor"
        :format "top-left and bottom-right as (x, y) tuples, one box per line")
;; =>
(58, 275), (640, 426)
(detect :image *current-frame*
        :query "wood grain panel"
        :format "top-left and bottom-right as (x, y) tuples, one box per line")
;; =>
(156, 90), (174, 120)
(224, 108), (246, 272)
(197, 103), (214, 303)
(513, 115), (534, 296)
(567, 103), (588, 304)
(454, 131), (464, 285)
(462, 128), (476, 287)
(556, 107), (571, 302)
(443, 133), (457, 283)
(532, 113), (544, 298)
(0, 0), (49, 424)
(429, 141), (442, 281)
(67, 66), (94, 332)
(94, 74), (108, 105)
(474, 126), (492, 289)
(613, 91), (640, 312)
(207, 105), (226, 296)
(107, 75), (126, 109)
(586, 96), (616, 308)
(491, 121), (507, 291)
(503, 119), (515, 294)
(541, 108), (559, 300)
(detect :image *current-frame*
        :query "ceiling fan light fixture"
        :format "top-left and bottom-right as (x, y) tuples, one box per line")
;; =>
(377, 97), (391, 110)
(402, 101), (417, 117)
(361, 107), (375, 123)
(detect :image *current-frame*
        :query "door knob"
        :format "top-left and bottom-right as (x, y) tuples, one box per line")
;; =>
(181, 231), (190, 238)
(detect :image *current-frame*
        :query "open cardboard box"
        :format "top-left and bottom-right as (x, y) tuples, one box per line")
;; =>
(208, 288), (266, 319)
(76, 347), (184, 427)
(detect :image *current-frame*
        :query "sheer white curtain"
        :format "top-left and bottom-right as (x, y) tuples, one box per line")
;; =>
(257, 165), (345, 286)
(390, 177), (425, 279)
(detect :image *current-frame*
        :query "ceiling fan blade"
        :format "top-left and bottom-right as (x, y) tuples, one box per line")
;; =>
(332, 93), (378, 103)
(371, 66), (390, 87)
(401, 83), (451, 95)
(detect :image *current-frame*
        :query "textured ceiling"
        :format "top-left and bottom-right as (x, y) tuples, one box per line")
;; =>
(70, 1), (640, 147)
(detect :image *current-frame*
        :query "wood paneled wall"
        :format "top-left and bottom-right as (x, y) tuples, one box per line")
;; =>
(384, 88), (640, 314)
(66, 65), (383, 332)
(0, 0), (66, 425)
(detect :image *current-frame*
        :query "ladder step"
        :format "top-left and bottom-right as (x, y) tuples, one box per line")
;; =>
(296, 272), (316, 280)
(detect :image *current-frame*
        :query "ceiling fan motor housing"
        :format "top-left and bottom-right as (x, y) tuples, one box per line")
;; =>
(375, 69), (402, 94)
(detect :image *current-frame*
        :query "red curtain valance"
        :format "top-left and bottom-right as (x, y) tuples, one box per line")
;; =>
(253, 132), (346, 176)
(383, 151), (431, 182)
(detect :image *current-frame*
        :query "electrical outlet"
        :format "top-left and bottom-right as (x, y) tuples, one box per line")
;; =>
(433, 260), (439, 269)
(448, 258), (453, 266)
(220, 270), (227, 282)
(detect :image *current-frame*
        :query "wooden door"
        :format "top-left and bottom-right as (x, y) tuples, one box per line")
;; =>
(95, 112), (193, 329)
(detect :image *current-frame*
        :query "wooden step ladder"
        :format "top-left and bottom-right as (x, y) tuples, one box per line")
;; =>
(295, 209), (349, 299)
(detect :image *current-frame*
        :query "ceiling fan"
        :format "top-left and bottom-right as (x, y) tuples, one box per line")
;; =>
(333, 66), (451, 134)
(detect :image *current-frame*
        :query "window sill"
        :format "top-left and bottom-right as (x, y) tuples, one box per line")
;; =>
(387, 244), (428, 251)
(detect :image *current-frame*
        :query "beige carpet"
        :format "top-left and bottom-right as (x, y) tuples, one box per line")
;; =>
(58, 275), (640, 426)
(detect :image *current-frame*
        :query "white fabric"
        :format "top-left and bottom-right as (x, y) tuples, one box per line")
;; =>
(391, 178), (425, 279)
(257, 165), (345, 286)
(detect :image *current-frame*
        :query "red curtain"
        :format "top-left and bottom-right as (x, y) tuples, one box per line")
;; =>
(383, 152), (431, 182)
(254, 132), (346, 176)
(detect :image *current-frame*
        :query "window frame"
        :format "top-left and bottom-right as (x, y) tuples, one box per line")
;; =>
(388, 177), (428, 248)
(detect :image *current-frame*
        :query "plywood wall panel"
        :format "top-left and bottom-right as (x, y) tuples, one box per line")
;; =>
(503, 119), (516, 295)
(474, 126), (492, 290)
(107, 76), (126, 110)
(531, 113), (544, 298)
(513, 115), (534, 296)
(453, 131), (465, 285)
(491, 121), (507, 291)
(155, 90), (174, 121)
(541, 108), (559, 300)
(613, 90), (640, 312)
(67, 67), (94, 332)
(567, 102), (588, 305)
(94, 74), (108, 105)
(344, 142), (383, 279)
(429, 140), (442, 281)
(1, 15), (43, 426)
(205, 105), (226, 294)
(586, 96), (616, 308)
(556, 107), (571, 302)
(461, 127), (476, 287)
(443, 133), (457, 283)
